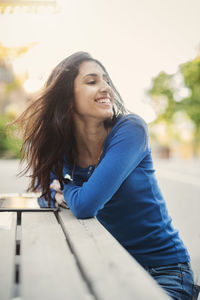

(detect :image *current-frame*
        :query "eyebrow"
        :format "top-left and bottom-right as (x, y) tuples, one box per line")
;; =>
(83, 73), (108, 79)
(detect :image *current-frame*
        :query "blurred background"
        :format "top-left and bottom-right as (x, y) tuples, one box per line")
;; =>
(0, 0), (200, 287)
(0, 0), (200, 160)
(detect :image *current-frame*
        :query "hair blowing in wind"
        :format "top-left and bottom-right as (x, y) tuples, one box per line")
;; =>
(13, 52), (127, 204)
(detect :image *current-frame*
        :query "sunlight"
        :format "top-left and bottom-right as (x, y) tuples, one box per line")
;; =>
(23, 78), (43, 94)
(1, 0), (200, 127)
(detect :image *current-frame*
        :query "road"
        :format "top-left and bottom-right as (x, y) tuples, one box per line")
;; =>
(155, 158), (200, 286)
(0, 158), (200, 286)
(0, 159), (29, 193)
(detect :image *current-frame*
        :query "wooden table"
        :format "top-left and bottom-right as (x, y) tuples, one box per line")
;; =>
(0, 206), (171, 300)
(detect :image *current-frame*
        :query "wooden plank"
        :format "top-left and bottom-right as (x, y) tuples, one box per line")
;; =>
(0, 212), (17, 300)
(0, 194), (39, 209)
(21, 212), (94, 300)
(0, 198), (3, 207)
(59, 209), (171, 300)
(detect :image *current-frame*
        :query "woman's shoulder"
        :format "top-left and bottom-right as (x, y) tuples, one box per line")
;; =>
(104, 113), (149, 152)
(111, 113), (147, 134)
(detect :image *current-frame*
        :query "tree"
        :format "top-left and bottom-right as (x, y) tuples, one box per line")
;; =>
(0, 43), (34, 157)
(148, 55), (200, 157)
(179, 58), (200, 155)
(0, 114), (21, 158)
(0, 42), (35, 113)
(148, 71), (177, 123)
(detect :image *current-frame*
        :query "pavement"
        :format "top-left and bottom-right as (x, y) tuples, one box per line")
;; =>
(0, 159), (29, 193)
(154, 158), (200, 287)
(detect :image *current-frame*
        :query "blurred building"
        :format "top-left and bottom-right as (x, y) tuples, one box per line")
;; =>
(0, 55), (28, 118)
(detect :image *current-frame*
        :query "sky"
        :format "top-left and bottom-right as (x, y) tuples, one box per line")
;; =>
(0, 0), (200, 123)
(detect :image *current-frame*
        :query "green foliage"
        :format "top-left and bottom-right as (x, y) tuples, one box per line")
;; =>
(148, 72), (178, 123)
(148, 56), (200, 156)
(180, 59), (200, 88)
(180, 59), (200, 128)
(0, 115), (22, 158)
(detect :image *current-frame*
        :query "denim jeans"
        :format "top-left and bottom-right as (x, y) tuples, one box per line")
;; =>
(144, 262), (200, 300)
(37, 196), (55, 208)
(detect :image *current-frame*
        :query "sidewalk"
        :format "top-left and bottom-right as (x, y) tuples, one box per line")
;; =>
(0, 159), (29, 193)
(154, 157), (200, 177)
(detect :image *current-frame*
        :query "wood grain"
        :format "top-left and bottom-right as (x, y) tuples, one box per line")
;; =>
(0, 212), (17, 300)
(21, 212), (93, 300)
(58, 209), (171, 300)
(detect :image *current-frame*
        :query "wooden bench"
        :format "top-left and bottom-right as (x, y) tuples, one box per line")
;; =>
(0, 197), (171, 300)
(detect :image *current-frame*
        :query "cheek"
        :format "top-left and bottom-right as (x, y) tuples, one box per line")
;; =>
(73, 86), (94, 110)
(73, 94), (88, 114)
(73, 89), (83, 109)
(73, 99), (82, 113)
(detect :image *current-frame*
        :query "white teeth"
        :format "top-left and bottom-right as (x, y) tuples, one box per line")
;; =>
(96, 98), (111, 103)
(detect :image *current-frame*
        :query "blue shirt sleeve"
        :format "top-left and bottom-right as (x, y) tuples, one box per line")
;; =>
(63, 116), (149, 218)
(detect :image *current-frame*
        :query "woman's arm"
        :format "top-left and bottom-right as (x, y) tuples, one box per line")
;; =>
(62, 117), (149, 219)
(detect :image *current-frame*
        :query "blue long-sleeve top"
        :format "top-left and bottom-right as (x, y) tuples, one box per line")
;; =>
(38, 114), (189, 267)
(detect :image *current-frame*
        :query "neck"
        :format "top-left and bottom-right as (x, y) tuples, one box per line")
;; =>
(72, 117), (109, 167)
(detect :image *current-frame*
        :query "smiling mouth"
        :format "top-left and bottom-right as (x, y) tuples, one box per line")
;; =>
(95, 97), (111, 104)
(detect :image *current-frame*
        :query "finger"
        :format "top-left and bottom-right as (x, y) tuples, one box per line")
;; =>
(50, 180), (62, 192)
(55, 189), (63, 194)
(60, 202), (69, 209)
(55, 193), (65, 205)
(50, 184), (62, 193)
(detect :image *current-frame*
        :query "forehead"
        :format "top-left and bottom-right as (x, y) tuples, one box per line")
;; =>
(77, 61), (105, 77)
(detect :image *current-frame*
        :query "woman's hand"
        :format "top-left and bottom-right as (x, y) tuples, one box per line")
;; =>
(55, 192), (68, 208)
(50, 179), (69, 208)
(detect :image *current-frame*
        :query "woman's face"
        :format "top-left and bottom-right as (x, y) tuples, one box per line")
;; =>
(73, 61), (114, 122)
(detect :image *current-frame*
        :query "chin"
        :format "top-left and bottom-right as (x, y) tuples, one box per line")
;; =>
(101, 110), (113, 120)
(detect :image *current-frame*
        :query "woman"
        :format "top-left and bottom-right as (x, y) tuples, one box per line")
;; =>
(15, 51), (199, 299)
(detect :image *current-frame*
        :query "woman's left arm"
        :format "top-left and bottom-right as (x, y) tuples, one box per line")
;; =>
(63, 118), (149, 218)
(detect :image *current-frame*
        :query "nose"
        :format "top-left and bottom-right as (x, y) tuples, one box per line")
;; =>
(99, 80), (113, 95)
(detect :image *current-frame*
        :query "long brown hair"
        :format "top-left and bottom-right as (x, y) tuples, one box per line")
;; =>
(14, 51), (127, 203)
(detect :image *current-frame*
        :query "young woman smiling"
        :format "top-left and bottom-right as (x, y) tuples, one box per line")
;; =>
(15, 52), (199, 300)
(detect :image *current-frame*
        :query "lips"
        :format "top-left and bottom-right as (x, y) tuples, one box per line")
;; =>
(95, 97), (111, 104)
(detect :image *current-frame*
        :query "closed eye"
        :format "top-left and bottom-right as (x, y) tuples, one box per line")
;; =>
(87, 79), (110, 85)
